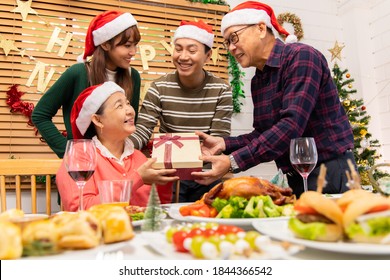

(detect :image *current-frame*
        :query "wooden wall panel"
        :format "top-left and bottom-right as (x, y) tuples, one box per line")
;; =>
(0, 0), (229, 159)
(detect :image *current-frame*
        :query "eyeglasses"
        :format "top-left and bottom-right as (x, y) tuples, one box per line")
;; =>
(222, 25), (255, 50)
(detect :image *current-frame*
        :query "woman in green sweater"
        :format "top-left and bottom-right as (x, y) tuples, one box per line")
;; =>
(32, 10), (141, 158)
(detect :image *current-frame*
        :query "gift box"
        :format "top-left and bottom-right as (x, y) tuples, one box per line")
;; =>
(151, 133), (203, 180)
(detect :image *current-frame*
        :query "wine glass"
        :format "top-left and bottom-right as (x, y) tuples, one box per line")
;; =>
(290, 137), (318, 193)
(64, 139), (97, 211)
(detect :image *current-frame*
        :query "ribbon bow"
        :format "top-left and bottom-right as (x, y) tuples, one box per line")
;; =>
(154, 135), (184, 149)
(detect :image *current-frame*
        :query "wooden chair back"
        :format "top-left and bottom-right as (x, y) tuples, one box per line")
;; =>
(0, 159), (62, 215)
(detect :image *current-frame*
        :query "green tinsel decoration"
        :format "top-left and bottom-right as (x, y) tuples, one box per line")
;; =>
(187, 0), (228, 5)
(228, 53), (246, 113)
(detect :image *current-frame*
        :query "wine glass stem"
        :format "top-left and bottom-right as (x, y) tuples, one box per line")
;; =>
(302, 177), (309, 193)
(76, 181), (86, 211)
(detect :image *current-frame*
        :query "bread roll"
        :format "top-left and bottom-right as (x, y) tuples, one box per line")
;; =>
(337, 189), (373, 212)
(0, 221), (23, 259)
(51, 211), (101, 249)
(88, 204), (134, 244)
(0, 209), (24, 222)
(22, 219), (59, 256)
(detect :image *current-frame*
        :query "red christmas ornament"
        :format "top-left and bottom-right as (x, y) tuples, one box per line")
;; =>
(361, 106), (366, 111)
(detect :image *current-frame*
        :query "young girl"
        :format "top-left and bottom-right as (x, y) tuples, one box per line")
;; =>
(56, 81), (179, 211)
(32, 10), (141, 158)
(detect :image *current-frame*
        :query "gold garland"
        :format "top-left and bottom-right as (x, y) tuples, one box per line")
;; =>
(277, 12), (304, 41)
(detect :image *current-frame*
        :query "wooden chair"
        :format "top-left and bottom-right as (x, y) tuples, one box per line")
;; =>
(0, 159), (62, 215)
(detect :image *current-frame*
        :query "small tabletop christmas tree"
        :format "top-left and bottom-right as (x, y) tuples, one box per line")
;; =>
(141, 184), (164, 232)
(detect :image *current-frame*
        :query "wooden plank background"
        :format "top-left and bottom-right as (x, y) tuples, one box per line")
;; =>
(0, 0), (229, 159)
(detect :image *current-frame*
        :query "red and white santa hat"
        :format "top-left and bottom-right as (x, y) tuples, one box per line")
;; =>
(173, 20), (214, 48)
(78, 10), (138, 62)
(71, 81), (125, 139)
(221, 1), (297, 43)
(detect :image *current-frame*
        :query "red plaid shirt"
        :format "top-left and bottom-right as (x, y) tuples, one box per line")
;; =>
(225, 39), (354, 173)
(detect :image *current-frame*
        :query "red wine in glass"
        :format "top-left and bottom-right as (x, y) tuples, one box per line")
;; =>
(68, 170), (95, 182)
(290, 137), (318, 193)
(292, 163), (316, 176)
(64, 139), (97, 211)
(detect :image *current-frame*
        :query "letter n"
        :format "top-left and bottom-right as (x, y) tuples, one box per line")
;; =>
(26, 61), (55, 92)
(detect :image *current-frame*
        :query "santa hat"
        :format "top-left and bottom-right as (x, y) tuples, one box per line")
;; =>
(71, 81), (125, 139)
(221, 1), (297, 43)
(173, 20), (214, 48)
(78, 10), (138, 62)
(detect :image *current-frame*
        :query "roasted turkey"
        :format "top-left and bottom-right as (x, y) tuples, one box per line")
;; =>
(203, 176), (295, 206)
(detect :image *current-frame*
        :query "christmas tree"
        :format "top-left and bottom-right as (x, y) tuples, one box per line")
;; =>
(141, 184), (164, 232)
(332, 63), (385, 184)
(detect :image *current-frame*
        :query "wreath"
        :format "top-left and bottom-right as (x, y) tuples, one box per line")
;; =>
(277, 12), (304, 41)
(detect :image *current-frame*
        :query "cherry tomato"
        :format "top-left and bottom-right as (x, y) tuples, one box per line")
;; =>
(209, 207), (218, 218)
(190, 209), (201, 216)
(198, 205), (210, 217)
(202, 228), (217, 238)
(216, 225), (244, 235)
(188, 228), (205, 238)
(172, 230), (189, 252)
(179, 206), (191, 216)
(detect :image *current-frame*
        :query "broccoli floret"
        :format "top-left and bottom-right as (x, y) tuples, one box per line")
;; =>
(254, 198), (267, 218)
(242, 196), (259, 218)
(212, 198), (229, 212)
(228, 196), (248, 209)
(278, 204), (295, 217)
(216, 204), (234, 218)
(259, 195), (281, 217)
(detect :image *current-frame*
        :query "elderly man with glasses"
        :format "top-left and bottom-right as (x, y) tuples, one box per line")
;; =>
(192, 1), (356, 198)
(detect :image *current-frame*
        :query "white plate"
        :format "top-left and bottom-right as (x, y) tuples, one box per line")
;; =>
(322, 194), (342, 200)
(25, 239), (133, 260)
(252, 219), (390, 255)
(168, 204), (290, 226)
(131, 212), (167, 227)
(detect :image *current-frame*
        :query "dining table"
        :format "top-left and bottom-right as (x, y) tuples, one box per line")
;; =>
(23, 203), (390, 261)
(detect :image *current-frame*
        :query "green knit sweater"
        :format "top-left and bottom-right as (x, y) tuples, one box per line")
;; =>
(32, 63), (141, 158)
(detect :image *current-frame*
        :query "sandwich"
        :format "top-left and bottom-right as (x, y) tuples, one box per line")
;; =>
(288, 191), (344, 241)
(343, 194), (390, 244)
(21, 219), (60, 256)
(51, 211), (102, 249)
(88, 204), (134, 244)
(0, 221), (23, 259)
(336, 189), (372, 212)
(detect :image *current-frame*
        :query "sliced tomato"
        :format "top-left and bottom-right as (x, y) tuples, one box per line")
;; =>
(366, 204), (390, 214)
(294, 204), (318, 215)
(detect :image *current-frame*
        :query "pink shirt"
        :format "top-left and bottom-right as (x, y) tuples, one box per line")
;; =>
(56, 138), (172, 211)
